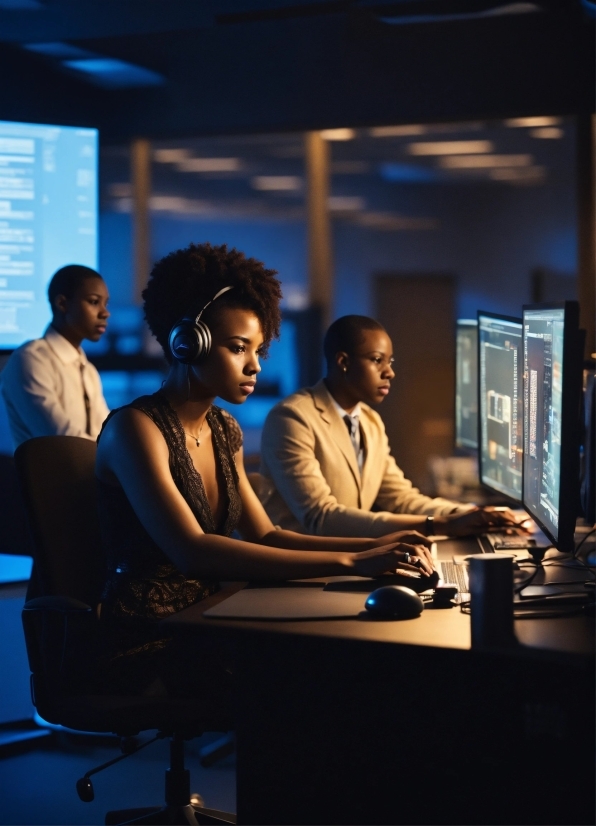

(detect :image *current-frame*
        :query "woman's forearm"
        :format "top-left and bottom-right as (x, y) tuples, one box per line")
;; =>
(259, 529), (374, 552)
(187, 533), (355, 580)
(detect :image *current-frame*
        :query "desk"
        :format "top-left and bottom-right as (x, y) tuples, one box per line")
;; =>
(164, 541), (595, 825)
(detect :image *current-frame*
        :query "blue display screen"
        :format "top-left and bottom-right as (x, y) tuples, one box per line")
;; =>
(0, 119), (98, 349)
(523, 308), (565, 541)
(455, 320), (478, 450)
(478, 314), (522, 502)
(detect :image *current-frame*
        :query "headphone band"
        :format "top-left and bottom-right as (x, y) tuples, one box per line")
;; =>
(194, 285), (234, 324)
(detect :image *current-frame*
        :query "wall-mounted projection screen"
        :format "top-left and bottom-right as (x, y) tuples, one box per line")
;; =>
(0, 119), (98, 350)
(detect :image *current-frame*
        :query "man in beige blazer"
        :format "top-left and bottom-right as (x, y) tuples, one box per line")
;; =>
(260, 316), (518, 538)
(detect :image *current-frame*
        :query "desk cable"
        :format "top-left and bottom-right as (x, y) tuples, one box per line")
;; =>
(457, 599), (592, 620)
(455, 556), (594, 619)
(573, 527), (596, 559)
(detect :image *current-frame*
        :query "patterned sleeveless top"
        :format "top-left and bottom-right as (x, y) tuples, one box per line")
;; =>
(98, 390), (243, 629)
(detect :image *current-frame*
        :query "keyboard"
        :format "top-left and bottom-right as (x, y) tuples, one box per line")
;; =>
(436, 560), (469, 595)
(483, 531), (534, 551)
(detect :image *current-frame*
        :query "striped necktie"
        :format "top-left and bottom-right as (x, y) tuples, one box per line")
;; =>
(80, 362), (91, 435)
(344, 414), (363, 474)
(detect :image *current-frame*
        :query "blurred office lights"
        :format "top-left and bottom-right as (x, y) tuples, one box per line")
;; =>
(439, 154), (533, 168)
(407, 140), (494, 155)
(327, 196), (365, 212)
(489, 166), (546, 183)
(320, 129), (355, 141)
(530, 127), (564, 139)
(149, 195), (210, 214)
(505, 116), (562, 128)
(111, 192), (306, 220)
(153, 148), (192, 163)
(370, 125), (428, 138)
(176, 157), (242, 172)
(63, 58), (165, 88)
(251, 176), (302, 191)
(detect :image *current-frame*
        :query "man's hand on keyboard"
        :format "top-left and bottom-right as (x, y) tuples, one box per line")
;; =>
(435, 507), (528, 537)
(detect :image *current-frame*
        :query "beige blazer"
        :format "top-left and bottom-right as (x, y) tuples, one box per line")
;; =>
(259, 380), (465, 537)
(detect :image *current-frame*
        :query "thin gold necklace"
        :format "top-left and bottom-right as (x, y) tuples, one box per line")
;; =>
(186, 416), (206, 447)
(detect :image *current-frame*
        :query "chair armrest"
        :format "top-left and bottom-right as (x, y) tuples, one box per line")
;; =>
(23, 596), (92, 613)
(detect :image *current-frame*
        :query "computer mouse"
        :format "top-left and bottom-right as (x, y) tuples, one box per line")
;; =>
(364, 585), (424, 619)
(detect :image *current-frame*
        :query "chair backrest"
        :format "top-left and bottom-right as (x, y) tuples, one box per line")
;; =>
(14, 436), (105, 608)
(0, 453), (35, 557)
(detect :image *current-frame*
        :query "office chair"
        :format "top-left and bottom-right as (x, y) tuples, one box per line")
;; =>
(15, 436), (235, 825)
(0, 453), (34, 557)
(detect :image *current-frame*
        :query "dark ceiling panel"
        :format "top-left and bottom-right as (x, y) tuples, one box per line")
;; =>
(0, 0), (213, 42)
(0, 4), (592, 141)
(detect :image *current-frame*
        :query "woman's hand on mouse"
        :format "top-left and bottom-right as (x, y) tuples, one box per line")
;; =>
(351, 542), (434, 578)
(371, 531), (434, 572)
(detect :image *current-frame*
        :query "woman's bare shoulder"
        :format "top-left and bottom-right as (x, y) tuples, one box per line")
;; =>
(101, 405), (162, 440)
(97, 406), (168, 479)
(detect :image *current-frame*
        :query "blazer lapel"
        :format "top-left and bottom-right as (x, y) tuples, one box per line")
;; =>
(311, 380), (362, 490)
(358, 412), (374, 505)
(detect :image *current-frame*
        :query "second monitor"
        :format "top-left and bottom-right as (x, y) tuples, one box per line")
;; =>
(478, 311), (523, 502)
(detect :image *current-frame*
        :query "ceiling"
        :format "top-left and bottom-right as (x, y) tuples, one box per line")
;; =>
(0, 1), (592, 142)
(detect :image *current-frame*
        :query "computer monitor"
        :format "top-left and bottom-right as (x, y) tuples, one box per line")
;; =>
(580, 366), (595, 525)
(455, 320), (478, 450)
(522, 302), (581, 554)
(0, 119), (98, 350)
(478, 311), (523, 502)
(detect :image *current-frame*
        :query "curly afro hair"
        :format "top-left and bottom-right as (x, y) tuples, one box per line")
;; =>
(142, 242), (283, 362)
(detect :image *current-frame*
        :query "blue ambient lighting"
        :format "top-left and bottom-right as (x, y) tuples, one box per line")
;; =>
(63, 58), (165, 89)
(0, 554), (33, 585)
(25, 42), (94, 59)
(380, 163), (440, 183)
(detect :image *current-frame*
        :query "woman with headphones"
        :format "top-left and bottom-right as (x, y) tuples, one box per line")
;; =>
(95, 243), (433, 698)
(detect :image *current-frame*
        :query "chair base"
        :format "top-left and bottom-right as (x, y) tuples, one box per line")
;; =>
(106, 803), (236, 825)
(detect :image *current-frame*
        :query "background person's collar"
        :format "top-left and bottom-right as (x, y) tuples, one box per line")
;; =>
(329, 392), (361, 421)
(44, 324), (87, 365)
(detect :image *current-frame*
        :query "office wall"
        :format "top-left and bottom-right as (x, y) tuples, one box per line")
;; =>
(333, 174), (577, 322)
(98, 175), (577, 326)
(0, 151), (577, 458)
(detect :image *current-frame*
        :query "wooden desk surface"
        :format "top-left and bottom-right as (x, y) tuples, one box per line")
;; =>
(163, 542), (594, 825)
(164, 577), (594, 660)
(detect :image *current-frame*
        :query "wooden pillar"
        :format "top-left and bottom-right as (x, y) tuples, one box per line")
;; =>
(577, 114), (595, 358)
(131, 138), (151, 304)
(305, 132), (333, 330)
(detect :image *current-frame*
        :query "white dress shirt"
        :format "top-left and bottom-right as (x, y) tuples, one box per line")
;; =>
(0, 324), (110, 449)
